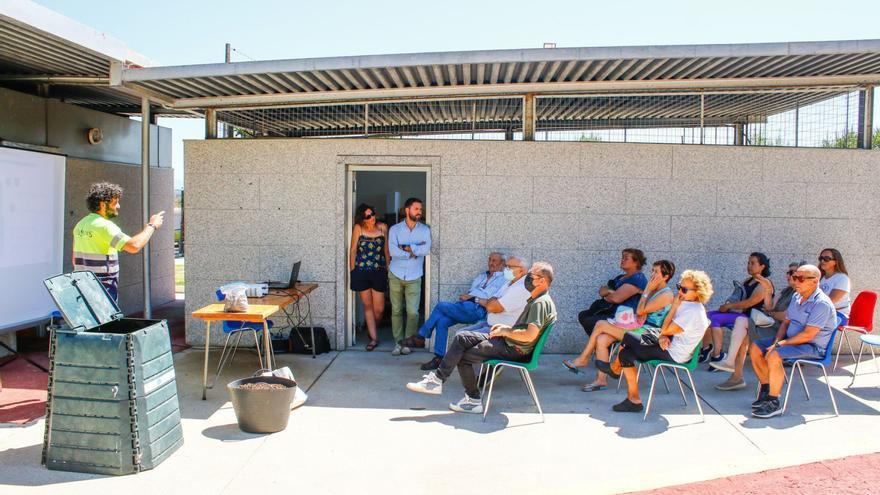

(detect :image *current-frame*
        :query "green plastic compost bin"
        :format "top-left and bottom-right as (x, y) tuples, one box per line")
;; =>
(41, 271), (184, 475)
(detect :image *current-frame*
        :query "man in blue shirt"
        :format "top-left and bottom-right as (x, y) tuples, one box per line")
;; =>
(404, 252), (507, 370)
(387, 197), (432, 356)
(749, 264), (837, 418)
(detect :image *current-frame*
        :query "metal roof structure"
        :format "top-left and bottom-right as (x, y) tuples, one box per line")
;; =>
(114, 39), (880, 137)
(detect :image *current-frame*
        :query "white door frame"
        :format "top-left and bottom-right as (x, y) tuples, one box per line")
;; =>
(344, 165), (432, 348)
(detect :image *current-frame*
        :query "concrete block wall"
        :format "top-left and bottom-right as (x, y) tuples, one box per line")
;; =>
(184, 139), (880, 353)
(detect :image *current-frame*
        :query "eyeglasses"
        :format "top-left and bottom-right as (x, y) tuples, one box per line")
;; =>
(786, 270), (796, 276)
(676, 283), (694, 293)
(818, 256), (834, 262)
(506, 264), (523, 270)
(363, 213), (374, 220)
(791, 275), (818, 283)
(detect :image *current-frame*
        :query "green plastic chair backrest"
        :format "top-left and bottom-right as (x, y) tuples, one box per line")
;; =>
(644, 340), (702, 371)
(486, 321), (555, 371)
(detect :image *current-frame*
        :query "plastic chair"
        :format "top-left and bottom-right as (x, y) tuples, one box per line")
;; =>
(848, 333), (880, 387)
(781, 328), (839, 417)
(639, 343), (704, 422)
(211, 289), (275, 387)
(834, 291), (877, 369)
(477, 322), (555, 422)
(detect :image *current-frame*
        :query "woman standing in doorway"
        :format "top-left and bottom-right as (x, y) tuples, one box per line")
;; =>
(350, 204), (390, 351)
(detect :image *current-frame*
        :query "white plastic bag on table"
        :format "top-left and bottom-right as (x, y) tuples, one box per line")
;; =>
(220, 283), (250, 312)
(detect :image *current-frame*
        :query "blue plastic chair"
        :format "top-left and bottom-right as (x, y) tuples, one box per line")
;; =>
(781, 328), (839, 416)
(478, 322), (554, 422)
(212, 289), (275, 386)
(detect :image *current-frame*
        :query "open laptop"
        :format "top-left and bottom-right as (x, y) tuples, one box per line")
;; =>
(266, 261), (301, 289)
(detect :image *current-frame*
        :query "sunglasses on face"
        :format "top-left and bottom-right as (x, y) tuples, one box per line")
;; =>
(786, 270), (796, 276)
(676, 283), (694, 293)
(818, 256), (834, 262)
(791, 275), (818, 283)
(364, 213), (374, 220)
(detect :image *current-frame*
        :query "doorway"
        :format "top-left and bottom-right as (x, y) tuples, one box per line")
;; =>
(345, 166), (431, 349)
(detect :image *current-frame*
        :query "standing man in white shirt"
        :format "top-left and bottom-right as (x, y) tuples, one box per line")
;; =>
(387, 198), (432, 356)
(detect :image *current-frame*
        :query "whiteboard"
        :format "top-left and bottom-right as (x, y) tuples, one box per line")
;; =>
(0, 147), (65, 331)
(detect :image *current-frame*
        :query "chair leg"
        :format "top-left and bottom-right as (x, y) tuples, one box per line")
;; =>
(797, 364), (810, 401)
(845, 333), (857, 368)
(782, 362), (801, 414)
(477, 363), (485, 392)
(657, 364), (671, 394)
(211, 332), (237, 388)
(643, 364), (661, 421)
(482, 364), (498, 422)
(849, 342), (865, 388)
(685, 369), (704, 422)
(251, 330), (263, 369)
(833, 330), (845, 370)
(819, 364), (839, 417)
(870, 345), (879, 374)
(672, 367), (688, 406)
(521, 369), (544, 422)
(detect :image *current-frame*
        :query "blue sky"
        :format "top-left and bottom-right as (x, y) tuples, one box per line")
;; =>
(33, 0), (880, 188)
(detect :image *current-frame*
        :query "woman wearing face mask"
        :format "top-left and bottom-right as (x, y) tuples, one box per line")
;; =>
(563, 260), (675, 392)
(349, 203), (390, 351)
(818, 248), (851, 328)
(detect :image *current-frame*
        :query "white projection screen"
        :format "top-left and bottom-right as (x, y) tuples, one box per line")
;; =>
(0, 147), (65, 331)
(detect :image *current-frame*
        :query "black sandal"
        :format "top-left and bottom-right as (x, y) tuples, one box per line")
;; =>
(365, 340), (379, 351)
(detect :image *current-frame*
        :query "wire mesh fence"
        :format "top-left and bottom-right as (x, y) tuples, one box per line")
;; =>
(216, 88), (875, 148)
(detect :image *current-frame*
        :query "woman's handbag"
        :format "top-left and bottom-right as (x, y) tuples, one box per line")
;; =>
(750, 308), (775, 328)
(725, 280), (746, 304)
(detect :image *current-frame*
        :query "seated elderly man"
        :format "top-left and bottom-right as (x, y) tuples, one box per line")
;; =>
(457, 255), (531, 334)
(406, 262), (557, 414)
(749, 264), (837, 419)
(404, 252), (507, 371)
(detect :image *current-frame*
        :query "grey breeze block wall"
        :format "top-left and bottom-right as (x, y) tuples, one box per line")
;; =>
(184, 138), (880, 354)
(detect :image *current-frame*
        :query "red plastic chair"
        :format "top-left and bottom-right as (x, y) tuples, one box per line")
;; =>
(834, 291), (878, 370)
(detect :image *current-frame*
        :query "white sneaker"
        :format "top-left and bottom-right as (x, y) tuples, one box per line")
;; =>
(401, 345), (412, 355)
(406, 372), (443, 395)
(449, 395), (483, 414)
(392, 344), (403, 356)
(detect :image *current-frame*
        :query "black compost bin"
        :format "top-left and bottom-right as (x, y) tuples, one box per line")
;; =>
(41, 271), (184, 475)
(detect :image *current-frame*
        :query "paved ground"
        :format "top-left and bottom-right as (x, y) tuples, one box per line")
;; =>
(1, 348), (879, 494)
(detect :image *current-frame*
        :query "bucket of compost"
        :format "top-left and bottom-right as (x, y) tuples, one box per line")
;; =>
(227, 372), (297, 433)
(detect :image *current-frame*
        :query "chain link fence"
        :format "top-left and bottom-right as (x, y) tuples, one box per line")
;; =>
(217, 89), (875, 148)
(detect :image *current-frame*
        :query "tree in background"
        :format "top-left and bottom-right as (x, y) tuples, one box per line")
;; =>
(822, 128), (880, 149)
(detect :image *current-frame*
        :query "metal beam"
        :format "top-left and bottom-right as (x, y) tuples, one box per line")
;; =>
(0, 75), (108, 84)
(160, 73), (880, 110)
(858, 85), (875, 149)
(523, 94), (536, 140)
(140, 97), (152, 319)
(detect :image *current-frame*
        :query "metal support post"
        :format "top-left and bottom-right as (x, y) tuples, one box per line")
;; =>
(699, 93), (705, 145)
(225, 43), (231, 63)
(734, 123), (744, 146)
(140, 98), (152, 319)
(205, 108), (217, 139)
(471, 100), (477, 140)
(794, 100), (800, 147)
(364, 104), (369, 136)
(523, 94), (536, 141)
(504, 128), (514, 140)
(858, 86), (874, 149)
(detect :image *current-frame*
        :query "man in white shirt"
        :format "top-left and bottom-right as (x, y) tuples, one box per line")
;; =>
(405, 252), (507, 370)
(460, 255), (531, 333)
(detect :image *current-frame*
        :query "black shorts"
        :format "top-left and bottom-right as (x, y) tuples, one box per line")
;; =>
(350, 269), (388, 292)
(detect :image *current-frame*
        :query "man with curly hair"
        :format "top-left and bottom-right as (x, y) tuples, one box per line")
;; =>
(72, 182), (165, 302)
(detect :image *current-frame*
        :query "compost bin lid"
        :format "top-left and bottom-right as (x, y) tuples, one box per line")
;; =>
(44, 271), (123, 332)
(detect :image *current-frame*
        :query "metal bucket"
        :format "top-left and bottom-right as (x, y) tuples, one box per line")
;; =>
(227, 376), (297, 433)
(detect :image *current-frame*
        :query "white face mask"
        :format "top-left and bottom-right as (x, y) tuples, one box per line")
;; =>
(503, 267), (515, 281)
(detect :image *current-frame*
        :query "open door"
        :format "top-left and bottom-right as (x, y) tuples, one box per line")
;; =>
(345, 166), (431, 349)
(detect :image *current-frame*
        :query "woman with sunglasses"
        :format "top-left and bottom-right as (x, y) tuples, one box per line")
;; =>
(700, 252), (773, 370)
(597, 270), (713, 413)
(563, 260), (675, 392)
(350, 203), (390, 351)
(712, 262), (802, 391)
(818, 248), (851, 328)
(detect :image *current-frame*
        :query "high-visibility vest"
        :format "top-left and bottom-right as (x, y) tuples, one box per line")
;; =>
(72, 213), (131, 279)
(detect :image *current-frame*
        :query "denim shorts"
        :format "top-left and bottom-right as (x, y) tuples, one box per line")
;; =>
(754, 337), (822, 361)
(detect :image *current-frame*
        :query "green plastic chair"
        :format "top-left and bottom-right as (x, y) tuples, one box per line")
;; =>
(638, 342), (704, 422)
(478, 322), (555, 422)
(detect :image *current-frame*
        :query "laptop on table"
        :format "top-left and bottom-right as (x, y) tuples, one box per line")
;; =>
(266, 261), (301, 289)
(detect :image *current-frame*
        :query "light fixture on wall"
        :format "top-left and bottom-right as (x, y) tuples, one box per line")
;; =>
(86, 127), (103, 145)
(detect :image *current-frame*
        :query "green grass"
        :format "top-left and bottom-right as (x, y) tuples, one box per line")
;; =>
(175, 259), (185, 293)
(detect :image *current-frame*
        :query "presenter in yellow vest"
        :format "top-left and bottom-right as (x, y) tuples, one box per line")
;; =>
(72, 182), (165, 302)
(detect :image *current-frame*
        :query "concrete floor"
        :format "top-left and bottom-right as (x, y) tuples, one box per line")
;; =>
(2, 348), (880, 494)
